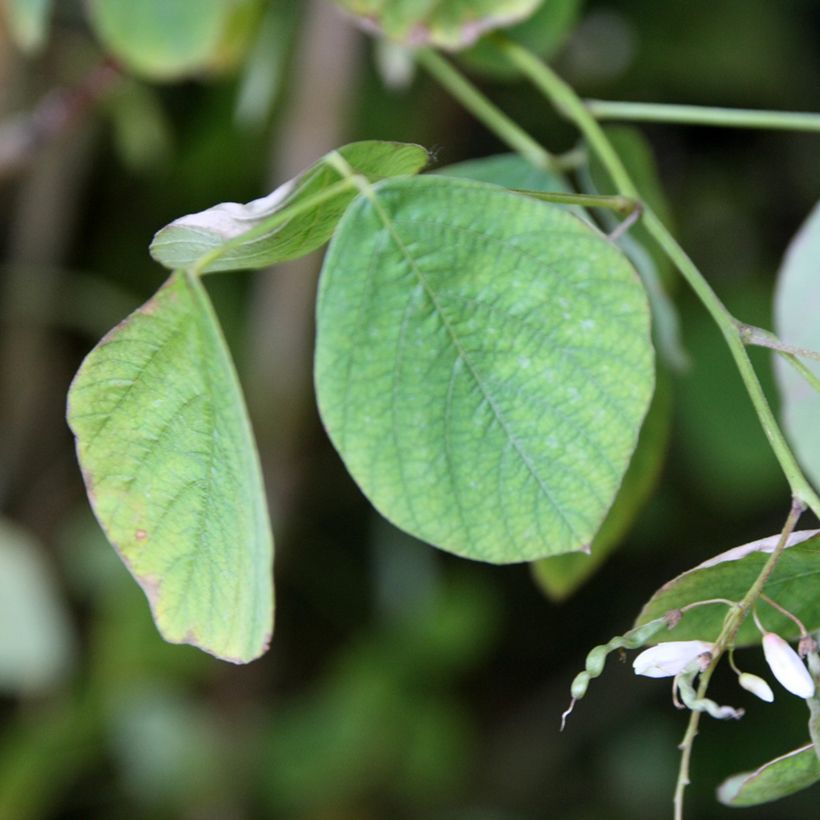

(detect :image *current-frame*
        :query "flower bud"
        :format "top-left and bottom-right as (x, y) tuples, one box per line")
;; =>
(761, 633), (816, 699)
(737, 672), (774, 702)
(633, 640), (714, 678)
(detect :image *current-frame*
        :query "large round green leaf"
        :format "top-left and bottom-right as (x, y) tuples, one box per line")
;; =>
(315, 176), (654, 563)
(67, 271), (273, 662)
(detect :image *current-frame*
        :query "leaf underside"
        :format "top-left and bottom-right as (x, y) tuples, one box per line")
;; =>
(635, 532), (820, 646)
(315, 175), (654, 564)
(717, 743), (820, 806)
(150, 141), (429, 274)
(67, 271), (273, 663)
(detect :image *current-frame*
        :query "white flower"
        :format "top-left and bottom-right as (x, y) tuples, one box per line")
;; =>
(761, 633), (816, 699)
(633, 640), (714, 678)
(737, 672), (774, 702)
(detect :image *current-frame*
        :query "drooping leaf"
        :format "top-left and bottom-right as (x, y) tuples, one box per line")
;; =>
(774, 202), (820, 490)
(86, 0), (238, 81)
(533, 371), (671, 599)
(717, 743), (820, 807)
(436, 151), (569, 193)
(0, 519), (75, 694)
(635, 531), (820, 646)
(460, 0), (582, 78)
(150, 141), (429, 274)
(315, 175), (654, 563)
(67, 271), (273, 663)
(334, 0), (545, 50)
(3, 0), (53, 52)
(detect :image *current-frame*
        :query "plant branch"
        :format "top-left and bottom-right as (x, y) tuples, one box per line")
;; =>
(490, 34), (820, 517)
(737, 323), (820, 363)
(673, 499), (804, 820)
(585, 100), (820, 133)
(778, 353), (820, 395)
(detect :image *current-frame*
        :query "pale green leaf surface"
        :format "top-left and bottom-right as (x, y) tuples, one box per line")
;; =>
(4, 0), (53, 52)
(87, 0), (234, 80)
(150, 141), (429, 274)
(436, 152), (569, 193)
(717, 743), (820, 807)
(315, 175), (654, 563)
(635, 532), (820, 646)
(774, 202), (820, 490)
(0, 519), (75, 694)
(67, 271), (273, 663)
(533, 373), (671, 599)
(335, 0), (544, 50)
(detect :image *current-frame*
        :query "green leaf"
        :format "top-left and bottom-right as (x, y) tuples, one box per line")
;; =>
(4, 0), (53, 52)
(774, 203), (820, 490)
(0, 519), (75, 694)
(635, 532), (820, 646)
(717, 743), (820, 807)
(150, 141), (429, 274)
(67, 271), (273, 663)
(87, 0), (238, 81)
(436, 151), (569, 193)
(315, 175), (654, 563)
(460, 0), (582, 79)
(334, 0), (544, 50)
(532, 371), (671, 599)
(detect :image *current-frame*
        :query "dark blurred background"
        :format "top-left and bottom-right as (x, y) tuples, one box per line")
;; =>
(1, 2), (819, 818)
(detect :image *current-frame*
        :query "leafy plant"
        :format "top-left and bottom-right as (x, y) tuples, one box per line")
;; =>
(3, 1), (819, 817)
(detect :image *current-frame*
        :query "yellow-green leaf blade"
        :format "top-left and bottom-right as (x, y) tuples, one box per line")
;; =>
(67, 271), (273, 663)
(315, 176), (654, 563)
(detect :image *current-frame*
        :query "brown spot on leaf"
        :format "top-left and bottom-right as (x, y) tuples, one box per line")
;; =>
(135, 529), (148, 541)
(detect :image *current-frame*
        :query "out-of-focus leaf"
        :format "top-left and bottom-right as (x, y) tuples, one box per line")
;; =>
(87, 0), (236, 81)
(150, 141), (429, 273)
(676, 282), (783, 512)
(3, 0), (53, 52)
(461, 0), (582, 78)
(533, 371), (670, 599)
(0, 518), (74, 694)
(436, 151), (568, 192)
(105, 80), (172, 172)
(235, 0), (296, 127)
(334, 0), (545, 50)
(717, 743), (820, 806)
(316, 175), (654, 562)
(635, 531), (820, 646)
(67, 271), (273, 663)
(774, 202), (820, 490)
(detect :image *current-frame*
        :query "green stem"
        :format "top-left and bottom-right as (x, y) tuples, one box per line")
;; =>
(672, 499), (804, 820)
(491, 34), (820, 517)
(415, 48), (558, 172)
(510, 189), (639, 217)
(585, 100), (820, 133)
(738, 323), (820, 363)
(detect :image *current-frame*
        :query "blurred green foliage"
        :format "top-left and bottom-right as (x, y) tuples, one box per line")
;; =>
(1, 1), (819, 818)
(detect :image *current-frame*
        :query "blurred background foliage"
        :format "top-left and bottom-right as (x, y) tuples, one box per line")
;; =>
(0, 1), (819, 818)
